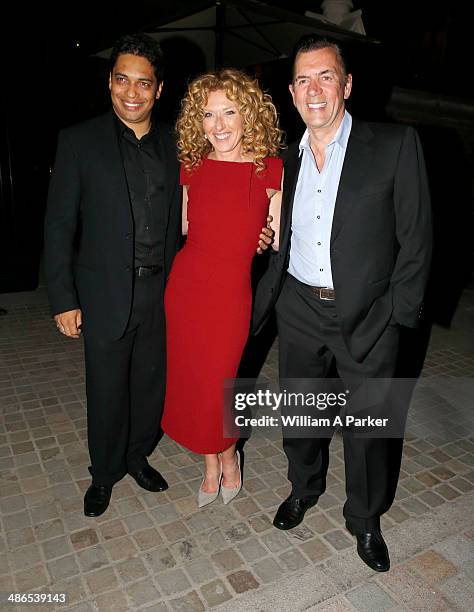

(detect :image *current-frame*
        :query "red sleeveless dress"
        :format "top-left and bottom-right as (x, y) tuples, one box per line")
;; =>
(161, 156), (283, 453)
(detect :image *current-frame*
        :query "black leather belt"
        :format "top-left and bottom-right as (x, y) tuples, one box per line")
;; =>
(134, 265), (163, 278)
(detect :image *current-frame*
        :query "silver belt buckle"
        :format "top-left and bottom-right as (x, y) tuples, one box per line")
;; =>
(320, 287), (333, 300)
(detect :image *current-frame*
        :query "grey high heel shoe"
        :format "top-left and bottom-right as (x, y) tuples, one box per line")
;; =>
(198, 461), (223, 508)
(221, 450), (242, 505)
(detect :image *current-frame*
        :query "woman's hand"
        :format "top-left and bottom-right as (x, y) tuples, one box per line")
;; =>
(257, 215), (274, 254)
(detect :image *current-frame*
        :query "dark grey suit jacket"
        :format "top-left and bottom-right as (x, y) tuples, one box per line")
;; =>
(44, 111), (181, 340)
(252, 119), (432, 362)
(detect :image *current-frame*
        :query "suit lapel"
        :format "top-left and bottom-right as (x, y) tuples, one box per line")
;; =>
(331, 119), (375, 245)
(280, 143), (302, 252)
(98, 112), (131, 210)
(156, 124), (177, 226)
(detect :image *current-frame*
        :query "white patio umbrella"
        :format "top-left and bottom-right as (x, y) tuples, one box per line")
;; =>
(96, 0), (376, 69)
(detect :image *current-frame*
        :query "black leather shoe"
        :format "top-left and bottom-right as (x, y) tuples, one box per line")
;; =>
(129, 464), (168, 492)
(273, 494), (318, 530)
(348, 527), (390, 572)
(84, 484), (112, 517)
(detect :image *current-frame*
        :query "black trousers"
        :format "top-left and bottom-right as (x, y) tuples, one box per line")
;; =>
(83, 273), (165, 485)
(276, 274), (402, 533)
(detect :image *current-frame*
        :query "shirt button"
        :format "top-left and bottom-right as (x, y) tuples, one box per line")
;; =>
(317, 215), (320, 219)
(144, 226), (149, 231)
(317, 242), (321, 246)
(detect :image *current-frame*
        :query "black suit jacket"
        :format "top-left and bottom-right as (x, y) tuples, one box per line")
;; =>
(252, 119), (432, 362)
(44, 111), (181, 340)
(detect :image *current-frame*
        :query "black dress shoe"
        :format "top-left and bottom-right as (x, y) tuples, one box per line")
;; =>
(273, 494), (318, 530)
(84, 484), (112, 517)
(348, 527), (390, 572)
(129, 464), (168, 492)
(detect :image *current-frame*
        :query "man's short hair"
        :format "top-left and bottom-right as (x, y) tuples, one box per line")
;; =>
(291, 35), (347, 81)
(109, 32), (164, 82)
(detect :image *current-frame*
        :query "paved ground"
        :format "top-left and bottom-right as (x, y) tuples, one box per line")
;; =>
(0, 282), (473, 611)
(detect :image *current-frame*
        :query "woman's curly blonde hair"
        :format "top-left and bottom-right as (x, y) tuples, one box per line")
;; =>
(176, 68), (283, 173)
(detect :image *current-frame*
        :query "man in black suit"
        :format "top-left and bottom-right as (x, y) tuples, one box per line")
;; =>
(44, 33), (181, 516)
(253, 36), (432, 571)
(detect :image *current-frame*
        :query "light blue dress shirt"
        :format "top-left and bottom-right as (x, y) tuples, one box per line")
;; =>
(288, 111), (352, 288)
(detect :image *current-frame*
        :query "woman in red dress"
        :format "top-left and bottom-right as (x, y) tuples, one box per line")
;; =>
(161, 69), (283, 507)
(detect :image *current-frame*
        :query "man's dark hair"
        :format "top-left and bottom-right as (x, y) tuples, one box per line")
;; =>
(109, 32), (164, 82)
(291, 35), (347, 81)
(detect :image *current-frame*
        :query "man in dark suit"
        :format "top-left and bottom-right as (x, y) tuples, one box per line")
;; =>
(44, 33), (181, 517)
(252, 36), (432, 571)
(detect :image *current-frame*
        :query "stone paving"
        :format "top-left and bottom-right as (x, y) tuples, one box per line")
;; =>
(0, 283), (473, 612)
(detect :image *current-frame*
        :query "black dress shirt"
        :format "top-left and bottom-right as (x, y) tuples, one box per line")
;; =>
(115, 116), (166, 267)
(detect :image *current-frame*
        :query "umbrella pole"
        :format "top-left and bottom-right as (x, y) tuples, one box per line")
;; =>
(214, 1), (225, 69)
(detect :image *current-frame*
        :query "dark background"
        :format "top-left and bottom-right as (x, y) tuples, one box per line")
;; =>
(2, 0), (473, 326)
